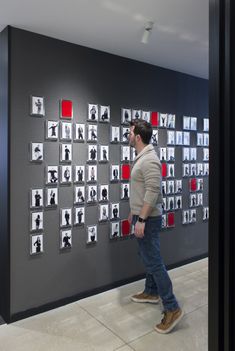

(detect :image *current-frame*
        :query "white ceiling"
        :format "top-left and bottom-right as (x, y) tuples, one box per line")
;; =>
(0, 0), (209, 79)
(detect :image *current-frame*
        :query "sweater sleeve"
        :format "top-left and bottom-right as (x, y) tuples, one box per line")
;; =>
(142, 159), (161, 206)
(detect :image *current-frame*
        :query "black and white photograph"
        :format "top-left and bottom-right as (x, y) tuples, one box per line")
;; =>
(60, 229), (72, 249)
(167, 163), (175, 178)
(46, 166), (58, 184)
(183, 132), (190, 146)
(159, 147), (167, 161)
(121, 108), (131, 124)
(182, 210), (190, 224)
(190, 117), (197, 131)
(121, 127), (130, 143)
(121, 146), (130, 162)
(203, 118), (209, 132)
(167, 196), (175, 211)
(132, 109), (141, 120)
(110, 165), (120, 182)
(87, 225), (97, 243)
(88, 104), (98, 122)
(30, 96), (45, 117)
(182, 147), (190, 162)
(190, 163), (197, 176)
(167, 180), (175, 194)
(197, 178), (204, 191)
(167, 147), (175, 161)
(203, 207), (209, 220)
(60, 208), (72, 227)
(74, 123), (85, 142)
(110, 126), (120, 143)
(46, 121), (58, 140)
(204, 163), (209, 176)
(30, 142), (43, 162)
(30, 188), (43, 208)
(162, 198), (166, 212)
(203, 148), (209, 161)
(203, 133), (209, 147)
(151, 129), (158, 145)
(87, 124), (98, 142)
(100, 105), (110, 122)
(197, 133), (203, 146)
(30, 234), (44, 255)
(190, 148), (197, 161)
(167, 114), (175, 129)
(183, 163), (190, 177)
(74, 186), (85, 204)
(60, 165), (72, 184)
(45, 188), (58, 207)
(110, 221), (120, 239)
(74, 165), (85, 183)
(88, 145), (97, 162)
(189, 209), (197, 223)
(189, 194), (197, 207)
(99, 204), (109, 221)
(99, 184), (109, 202)
(167, 131), (175, 145)
(183, 116), (190, 130)
(197, 193), (203, 206)
(162, 181), (166, 196)
(131, 147), (137, 161)
(31, 211), (44, 231)
(87, 165), (97, 183)
(60, 144), (72, 162)
(162, 214), (167, 228)
(175, 179), (182, 193)
(121, 183), (129, 200)
(110, 203), (120, 220)
(87, 185), (98, 203)
(175, 195), (182, 210)
(99, 145), (109, 162)
(142, 111), (150, 122)
(159, 113), (167, 127)
(74, 207), (85, 226)
(60, 121), (72, 141)
(175, 131), (183, 145)
(197, 163), (204, 176)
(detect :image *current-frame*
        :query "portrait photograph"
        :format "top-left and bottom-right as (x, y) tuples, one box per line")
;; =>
(110, 221), (120, 239)
(204, 163), (209, 176)
(87, 165), (97, 183)
(197, 178), (204, 191)
(45, 188), (58, 207)
(167, 147), (175, 162)
(99, 105), (110, 122)
(87, 225), (97, 244)
(167, 114), (175, 129)
(182, 147), (190, 162)
(110, 203), (120, 220)
(175, 195), (182, 210)
(183, 116), (190, 130)
(30, 188), (43, 208)
(74, 207), (85, 226)
(190, 148), (197, 161)
(46, 120), (58, 140)
(203, 148), (209, 161)
(190, 117), (197, 131)
(189, 209), (197, 223)
(203, 133), (209, 146)
(60, 99), (73, 120)
(182, 210), (190, 224)
(175, 131), (183, 145)
(121, 126), (130, 143)
(74, 123), (85, 142)
(197, 163), (204, 176)
(99, 184), (109, 202)
(60, 143), (72, 163)
(99, 204), (109, 221)
(46, 165), (58, 184)
(30, 211), (44, 232)
(197, 133), (203, 146)
(190, 163), (197, 176)
(142, 111), (150, 122)
(167, 196), (175, 211)
(162, 214), (167, 229)
(121, 108), (131, 125)
(88, 104), (98, 122)
(132, 109), (141, 120)
(99, 145), (109, 162)
(87, 185), (98, 203)
(167, 180), (175, 195)
(162, 180), (166, 196)
(162, 198), (166, 212)
(60, 121), (72, 141)
(203, 118), (209, 132)
(60, 229), (72, 249)
(167, 163), (175, 178)
(182, 163), (190, 177)
(121, 146), (130, 162)
(60, 208), (72, 227)
(197, 193), (203, 206)
(203, 207), (209, 220)
(183, 131), (190, 146)
(30, 142), (43, 162)
(30, 234), (44, 255)
(131, 147), (137, 161)
(30, 96), (45, 117)
(167, 131), (175, 145)
(159, 147), (167, 161)
(151, 129), (158, 145)
(189, 194), (197, 208)
(88, 145), (97, 162)
(121, 183), (129, 200)
(159, 113), (167, 127)
(74, 186), (85, 204)
(110, 165), (120, 182)
(175, 179), (182, 193)
(110, 126), (120, 143)
(60, 165), (72, 184)
(87, 124), (98, 142)
(74, 165), (85, 183)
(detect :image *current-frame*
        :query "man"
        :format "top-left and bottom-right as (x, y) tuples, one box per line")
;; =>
(128, 119), (183, 334)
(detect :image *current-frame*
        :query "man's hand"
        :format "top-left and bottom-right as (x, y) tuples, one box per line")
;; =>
(134, 221), (145, 238)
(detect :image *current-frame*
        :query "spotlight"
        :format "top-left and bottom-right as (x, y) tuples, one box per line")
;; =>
(141, 21), (154, 44)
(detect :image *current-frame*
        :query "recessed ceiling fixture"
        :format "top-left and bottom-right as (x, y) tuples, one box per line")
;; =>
(141, 21), (154, 44)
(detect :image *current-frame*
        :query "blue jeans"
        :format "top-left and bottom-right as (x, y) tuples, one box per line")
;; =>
(133, 215), (179, 311)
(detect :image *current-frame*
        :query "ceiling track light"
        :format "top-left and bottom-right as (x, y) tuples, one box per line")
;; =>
(141, 21), (154, 44)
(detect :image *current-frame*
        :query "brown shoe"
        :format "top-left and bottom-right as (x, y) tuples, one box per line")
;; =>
(154, 308), (184, 334)
(131, 292), (160, 304)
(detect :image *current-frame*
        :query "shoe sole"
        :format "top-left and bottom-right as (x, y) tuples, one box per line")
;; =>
(154, 309), (185, 334)
(131, 296), (160, 304)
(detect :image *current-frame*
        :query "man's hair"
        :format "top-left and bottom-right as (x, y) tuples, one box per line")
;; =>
(130, 119), (152, 144)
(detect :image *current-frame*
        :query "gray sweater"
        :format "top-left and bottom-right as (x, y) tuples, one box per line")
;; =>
(130, 144), (162, 217)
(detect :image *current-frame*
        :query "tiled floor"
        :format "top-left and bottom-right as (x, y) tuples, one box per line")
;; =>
(0, 258), (208, 350)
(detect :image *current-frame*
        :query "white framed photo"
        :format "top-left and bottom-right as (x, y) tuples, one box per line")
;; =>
(189, 209), (197, 223)
(99, 204), (109, 222)
(162, 214), (167, 229)
(132, 109), (141, 120)
(162, 181), (166, 196)
(159, 147), (167, 161)
(183, 163), (190, 177)
(203, 118), (209, 132)
(87, 185), (97, 203)
(204, 163), (209, 176)
(167, 131), (175, 145)
(183, 132), (190, 146)
(197, 178), (204, 191)
(203, 133), (209, 146)
(110, 203), (120, 220)
(151, 129), (158, 145)
(46, 165), (58, 184)
(162, 198), (167, 212)
(60, 229), (72, 249)
(110, 126), (120, 143)
(175, 195), (182, 210)
(87, 225), (97, 243)
(99, 184), (109, 202)
(189, 194), (197, 207)
(203, 207), (209, 220)
(167, 197), (175, 211)
(190, 117), (197, 131)
(60, 121), (72, 141)
(30, 142), (43, 162)
(87, 165), (97, 183)
(30, 211), (43, 231)
(121, 108), (131, 124)
(88, 145), (97, 162)
(167, 164), (175, 178)
(30, 96), (45, 117)
(110, 221), (120, 239)
(100, 105), (110, 122)
(74, 186), (85, 204)
(167, 114), (175, 129)
(99, 145), (109, 162)
(60, 143), (72, 163)
(131, 147), (137, 161)
(74, 123), (85, 142)
(159, 113), (167, 127)
(74, 207), (85, 226)
(87, 124), (98, 142)
(142, 111), (151, 122)
(60, 208), (72, 227)
(121, 146), (130, 162)
(197, 193), (203, 206)
(60, 165), (72, 184)
(190, 164), (197, 176)
(167, 180), (175, 194)
(88, 104), (98, 122)
(46, 120), (58, 140)
(45, 188), (58, 207)
(121, 183), (129, 200)
(175, 180), (182, 193)
(121, 127), (130, 143)
(197, 133), (203, 146)
(182, 147), (190, 162)
(197, 163), (204, 176)
(182, 210), (190, 224)
(203, 148), (209, 161)
(175, 131), (183, 145)
(30, 188), (43, 208)
(183, 116), (190, 130)
(110, 165), (120, 182)
(167, 147), (175, 162)
(74, 165), (85, 183)
(190, 148), (197, 161)
(30, 234), (44, 255)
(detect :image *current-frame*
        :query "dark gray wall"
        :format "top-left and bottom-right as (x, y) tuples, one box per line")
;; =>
(6, 27), (208, 317)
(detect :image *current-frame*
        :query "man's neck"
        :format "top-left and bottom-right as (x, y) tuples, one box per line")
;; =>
(135, 143), (148, 155)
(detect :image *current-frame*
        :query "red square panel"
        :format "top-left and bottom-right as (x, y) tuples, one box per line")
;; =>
(151, 112), (159, 126)
(190, 178), (197, 192)
(121, 219), (130, 236)
(60, 99), (73, 119)
(121, 164), (131, 180)
(167, 212), (175, 227)
(162, 163), (167, 178)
